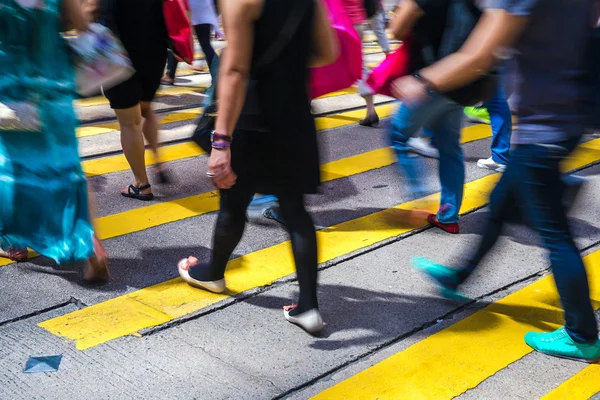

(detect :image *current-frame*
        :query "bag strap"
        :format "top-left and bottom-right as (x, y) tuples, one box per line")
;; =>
(253, 0), (311, 71)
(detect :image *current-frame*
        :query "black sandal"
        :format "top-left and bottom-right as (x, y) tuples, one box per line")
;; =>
(121, 184), (154, 201)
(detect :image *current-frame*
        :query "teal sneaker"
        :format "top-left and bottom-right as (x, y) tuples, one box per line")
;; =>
(412, 257), (470, 302)
(464, 106), (491, 124)
(524, 327), (600, 363)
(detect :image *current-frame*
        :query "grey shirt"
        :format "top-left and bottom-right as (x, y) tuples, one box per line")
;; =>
(486, 0), (593, 144)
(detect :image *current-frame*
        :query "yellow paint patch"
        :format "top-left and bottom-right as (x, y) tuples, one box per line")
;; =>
(82, 142), (204, 177)
(313, 253), (600, 400)
(541, 365), (600, 400)
(40, 134), (600, 351)
(38, 173), (498, 350)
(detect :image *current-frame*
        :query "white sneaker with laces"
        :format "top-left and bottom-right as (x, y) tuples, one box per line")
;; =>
(477, 157), (506, 173)
(407, 137), (439, 159)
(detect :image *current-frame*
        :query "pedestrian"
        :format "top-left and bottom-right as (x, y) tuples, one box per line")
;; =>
(162, 0), (221, 85)
(0, 0), (108, 282)
(358, 0), (392, 128)
(177, 0), (338, 334)
(386, 0), (467, 234)
(463, 65), (513, 173)
(99, 0), (170, 201)
(408, 0), (600, 362)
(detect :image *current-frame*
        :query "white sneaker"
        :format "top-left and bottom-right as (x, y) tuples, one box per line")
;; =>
(477, 157), (506, 173)
(407, 137), (439, 159)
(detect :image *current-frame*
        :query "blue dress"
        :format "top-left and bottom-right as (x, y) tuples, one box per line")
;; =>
(0, 0), (95, 263)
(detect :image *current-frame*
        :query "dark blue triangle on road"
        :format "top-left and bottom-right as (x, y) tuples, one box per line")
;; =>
(23, 355), (62, 373)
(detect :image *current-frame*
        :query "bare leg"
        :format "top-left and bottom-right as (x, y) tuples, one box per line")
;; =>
(141, 102), (161, 164)
(114, 105), (152, 196)
(83, 187), (109, 282)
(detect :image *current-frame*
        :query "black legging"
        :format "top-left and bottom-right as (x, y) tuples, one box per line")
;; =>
(166, 24), (217, 80)
(189, 184), (319, 314)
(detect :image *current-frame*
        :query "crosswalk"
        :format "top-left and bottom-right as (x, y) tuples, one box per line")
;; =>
(3, 30), (600, 399)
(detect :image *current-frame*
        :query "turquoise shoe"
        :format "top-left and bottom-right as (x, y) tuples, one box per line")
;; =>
(412, 257), (470, 302)
(524, 327), (600, 363)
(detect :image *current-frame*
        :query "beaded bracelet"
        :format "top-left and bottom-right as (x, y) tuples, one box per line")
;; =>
(211, 131), (232, 150)
(212, 141), (231, 150)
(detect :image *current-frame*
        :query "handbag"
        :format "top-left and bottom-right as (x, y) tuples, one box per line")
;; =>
(365, 36), (412, 97)
(192, 1), (311, 153)
(69, 23), (135, 97)
(424, 0), (497, 106)
(163, 0), (194, 65)
(0, 0), (44, 133)
(310, 0), (363, 99)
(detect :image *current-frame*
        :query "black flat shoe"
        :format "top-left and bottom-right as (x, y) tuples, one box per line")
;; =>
(359, 114), (380, 128)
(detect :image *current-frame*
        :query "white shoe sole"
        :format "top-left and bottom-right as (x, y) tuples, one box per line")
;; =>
(177, 259), (226, 294)
(283, 308), (324, 334)
(477, 160), (506, 173)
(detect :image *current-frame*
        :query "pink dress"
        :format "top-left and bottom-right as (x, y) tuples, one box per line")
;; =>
(340, 0), (366, 25)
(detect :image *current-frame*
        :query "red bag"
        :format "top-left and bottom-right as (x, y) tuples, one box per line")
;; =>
(310, 0), (363, 99)
(163, 0), (194, 65)
(365, 36), (412, 97)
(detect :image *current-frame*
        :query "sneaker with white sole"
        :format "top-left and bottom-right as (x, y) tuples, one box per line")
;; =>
(407, 137), (439, 159)
(477, 157), (506, 173)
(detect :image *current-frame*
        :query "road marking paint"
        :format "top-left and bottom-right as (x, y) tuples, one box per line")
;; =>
(76, 85), (374, 139)
(1, 121), (489, 268)
(541, 365), (600, 400)
(312, 251), (600, 400)
(80, 103), (397, 176)
(38, 136), (600, 350)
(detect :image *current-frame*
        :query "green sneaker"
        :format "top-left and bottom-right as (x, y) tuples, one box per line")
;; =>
(412, 257), (470, 302)
(524, 327), (600, 363)
(464, 106), (491, 124)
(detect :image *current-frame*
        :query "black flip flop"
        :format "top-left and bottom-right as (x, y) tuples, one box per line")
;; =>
(121, 184), (154, 201)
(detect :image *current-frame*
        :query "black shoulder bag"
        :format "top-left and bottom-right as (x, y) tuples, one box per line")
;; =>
(426, 0), (498, 106)
(192, 1), (310, 153)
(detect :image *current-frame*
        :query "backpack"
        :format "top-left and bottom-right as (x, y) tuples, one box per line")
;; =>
(426, 0), (498, 106)
(364, 0), (378, 19)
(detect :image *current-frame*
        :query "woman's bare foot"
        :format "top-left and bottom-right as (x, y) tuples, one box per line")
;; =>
(0, 247), (28, 262)
(160, 76), (175, 85)
(83, 237), (109, 283)
(178, 256), (199, 271)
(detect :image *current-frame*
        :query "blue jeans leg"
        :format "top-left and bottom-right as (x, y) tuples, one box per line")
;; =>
(429, 104), (465, 224)
(514, 140), (598, 343)
(483, 84), (512, 165)
(389, 95), (453, 199)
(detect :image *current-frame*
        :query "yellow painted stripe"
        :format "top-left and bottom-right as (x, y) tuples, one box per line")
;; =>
(541, 365), (600, 400)
(311, 143), (600, 399)
(3, 120), (490, 268)
(76, 86), (208, 108)
(39, 133), (600, 351)
(76, 85), (374, 139)
(80, 103), (397, 176)
(313, 253), (600, 400)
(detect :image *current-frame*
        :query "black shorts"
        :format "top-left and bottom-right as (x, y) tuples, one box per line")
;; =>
(104, 56), (166, 109)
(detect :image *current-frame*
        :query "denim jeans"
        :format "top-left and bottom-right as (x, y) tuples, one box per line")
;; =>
(484, 82), (512, 165)
(458, 136), (598, 343)
(390, 93), (465, 224)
